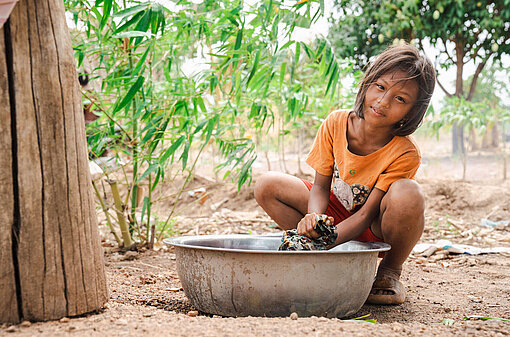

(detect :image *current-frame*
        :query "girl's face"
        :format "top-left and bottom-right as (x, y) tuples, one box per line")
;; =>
(362, 70), (418, 131)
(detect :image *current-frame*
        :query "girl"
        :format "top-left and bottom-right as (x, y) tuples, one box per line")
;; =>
(254, 43), (436, 305)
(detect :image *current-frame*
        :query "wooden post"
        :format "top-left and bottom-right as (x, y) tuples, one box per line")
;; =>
(0, 0), (108, 323)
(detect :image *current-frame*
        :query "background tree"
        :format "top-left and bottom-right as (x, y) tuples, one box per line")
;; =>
(328, 0), (510, 154)
(467, 64), (509, 149)
(427, 64), (510, 180)
(0, 0), (107, 324)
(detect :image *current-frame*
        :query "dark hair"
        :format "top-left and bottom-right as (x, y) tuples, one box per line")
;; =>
(353, 43), (436, 136)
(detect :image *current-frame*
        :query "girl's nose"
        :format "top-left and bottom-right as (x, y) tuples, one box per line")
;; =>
(377, 93), (390, 108)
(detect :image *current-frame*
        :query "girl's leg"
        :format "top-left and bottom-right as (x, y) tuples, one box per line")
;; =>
(254, 172), (310, 230)
(367, 179), (425, 304)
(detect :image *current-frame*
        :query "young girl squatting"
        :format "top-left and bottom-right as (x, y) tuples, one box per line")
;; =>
(255, 43), (436, 305)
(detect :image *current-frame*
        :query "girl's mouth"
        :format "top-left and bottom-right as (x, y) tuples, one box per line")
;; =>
(371, 106), (384, 117)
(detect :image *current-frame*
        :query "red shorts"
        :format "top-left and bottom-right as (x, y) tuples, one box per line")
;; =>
(301, 179), (384, 244)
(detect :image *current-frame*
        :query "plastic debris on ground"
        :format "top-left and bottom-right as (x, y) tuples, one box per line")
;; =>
(413, 239), (510, 256)
(480, 218), (509, 228)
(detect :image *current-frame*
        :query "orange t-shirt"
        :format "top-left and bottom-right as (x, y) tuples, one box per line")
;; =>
(306, 109), (421, 212)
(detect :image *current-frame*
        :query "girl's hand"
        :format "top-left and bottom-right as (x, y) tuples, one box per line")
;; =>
(297, 213), (334, 239)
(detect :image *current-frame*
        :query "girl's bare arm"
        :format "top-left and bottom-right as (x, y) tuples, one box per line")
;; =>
(333, 188), (385, 245)
(297, 171), (333, 238)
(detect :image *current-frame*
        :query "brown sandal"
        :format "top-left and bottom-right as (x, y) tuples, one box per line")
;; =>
(366, 274), (406, 305)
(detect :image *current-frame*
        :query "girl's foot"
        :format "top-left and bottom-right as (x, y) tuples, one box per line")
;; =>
(366, 266), (405, 305)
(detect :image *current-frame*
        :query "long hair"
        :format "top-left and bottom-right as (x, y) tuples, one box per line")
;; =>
(353, 43), (436, 136)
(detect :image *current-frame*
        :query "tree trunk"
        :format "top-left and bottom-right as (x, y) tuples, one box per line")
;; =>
(0, 0), (108, 324)
(452, 38), (465, 156)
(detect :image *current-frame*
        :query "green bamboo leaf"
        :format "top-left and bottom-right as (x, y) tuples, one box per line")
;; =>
(326, 64), (339, 95)
(141, 196), (150, 225)
(294, 42), (301, 69)
(113, 3), (150, 19)
(141, 124), (157, 144)
(196, 96), (207, 113)
(194, 119), (208, 135)
(132, 45), (151, 76)
(237, 157), (255, 190)
(100, 0), (112, 30)
(151, 169), (162, 192)
(89, 7), (102, 25)
(204, 117), (216, 144)
(209, 75), (217, 95)
(113, 76), (145, 113)
(464, 316), (510, 322)
(180, 139), (190, 170)
(299, 41), (313, 59)
(160, 136), (184, 163)
(231, 28), (244, 70)
(114, 11), (145, 33)
(279, 40), (295, 52)
(149, 119), (169, 152)
(315, 38), (326, 58)
(250, 103), (262, 119)
(134, 10), (151, 45)
(246, 50), (261, 86)
(279, 62), (286, 87)
(137, 164), (159, 183)
(247, 64), (269, 91)
(234, 28), (243, 50)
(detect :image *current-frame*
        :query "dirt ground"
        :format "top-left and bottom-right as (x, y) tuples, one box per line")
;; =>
(3, 136), (510, 336)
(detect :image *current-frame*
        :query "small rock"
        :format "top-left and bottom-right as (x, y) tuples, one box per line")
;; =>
(168, 287), (182, 292)
(392, 322), (403, 332)
(188, 310), (199, 317)
(290, 312), (298, 320)
(142, 313), (152, 317)
(67, 326), (76, 332)
(20, 321), (31, 327)
(6, 326), (17, 333)
(60, 317), (70, 323)
(117, 319), (128, 325)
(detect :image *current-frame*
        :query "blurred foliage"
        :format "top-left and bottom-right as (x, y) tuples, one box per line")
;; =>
(65, 0), (354, 245)
(427, 65), (510, 139)
(328, 0), (509, 74)
(425, 64), (510, 179)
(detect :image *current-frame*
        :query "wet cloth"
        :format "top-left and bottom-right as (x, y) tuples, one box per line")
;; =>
(301, 179), (385, 257)
(306, 109), (421, 212)
(279, 214), (338, 251)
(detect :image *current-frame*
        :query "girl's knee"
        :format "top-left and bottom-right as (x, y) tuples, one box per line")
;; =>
(254, 172), (281, 203)
(379, 179), (425, 241)
(386, 179), (424, 213)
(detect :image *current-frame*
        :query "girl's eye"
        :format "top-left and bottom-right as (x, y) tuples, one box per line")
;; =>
(376, 84), (385, 90)
(396, 96), (406, 103)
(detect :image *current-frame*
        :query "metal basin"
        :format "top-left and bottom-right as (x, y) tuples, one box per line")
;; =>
(164, 234), (390, 318)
